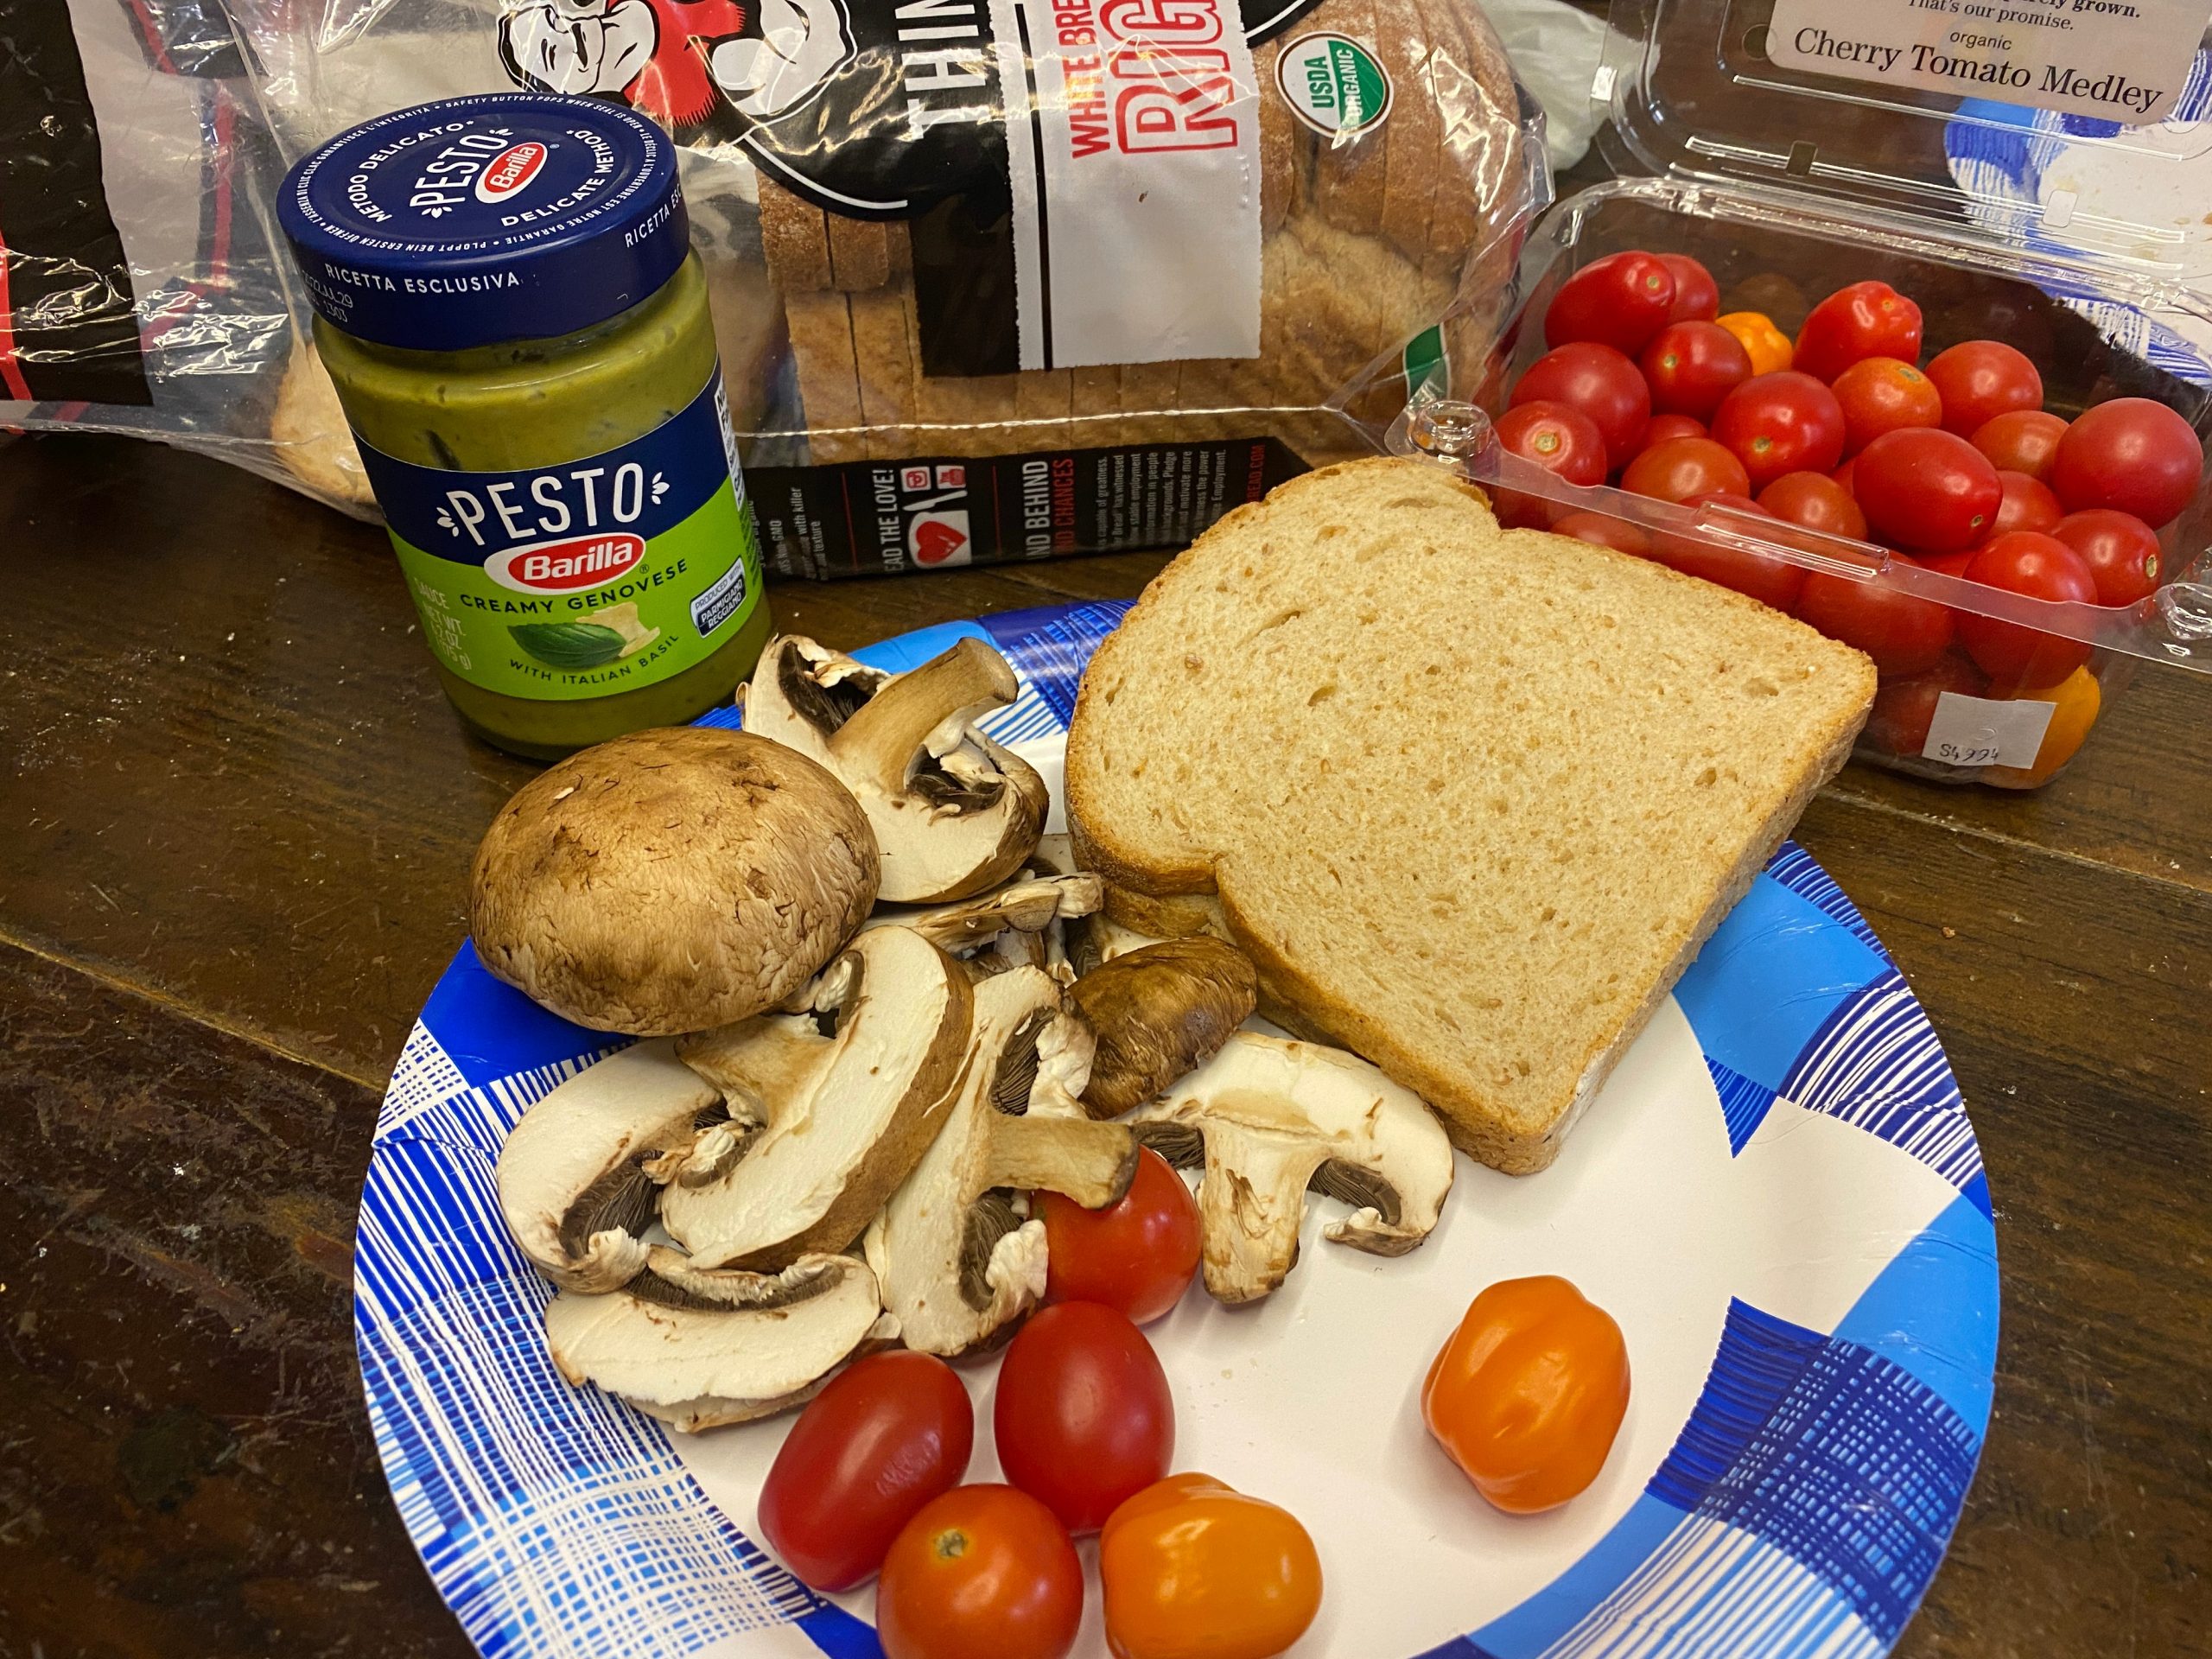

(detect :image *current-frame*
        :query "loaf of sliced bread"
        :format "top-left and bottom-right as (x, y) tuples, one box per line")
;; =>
(1065, 458), (1877, 1173)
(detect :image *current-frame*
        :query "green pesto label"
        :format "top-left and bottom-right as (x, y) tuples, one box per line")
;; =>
(360, 372), (764, 702)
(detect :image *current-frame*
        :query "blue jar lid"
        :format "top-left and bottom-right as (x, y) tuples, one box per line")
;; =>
(279, 93), (687, 353)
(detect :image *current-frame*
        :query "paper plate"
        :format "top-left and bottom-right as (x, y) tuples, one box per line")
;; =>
(359, 601), (1999, 1659)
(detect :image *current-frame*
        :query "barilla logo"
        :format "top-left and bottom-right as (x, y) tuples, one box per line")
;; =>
(474, 142), (548, 203)
(487, 533), (645, 592)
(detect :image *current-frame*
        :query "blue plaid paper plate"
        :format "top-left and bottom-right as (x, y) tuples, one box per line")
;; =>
(359, 601), (1999, 1659)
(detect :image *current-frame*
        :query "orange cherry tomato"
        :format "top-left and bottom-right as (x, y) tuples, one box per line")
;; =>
(1985, 665), (2101, 789)
(877, 1484), (1084, 1659)
(1422, 1276), (1630, 1514)
(1100, 1474), (1323, 1659)
(1715, 311), (1793, 376)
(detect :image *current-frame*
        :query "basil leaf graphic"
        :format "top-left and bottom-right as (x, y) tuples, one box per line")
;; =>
(510, 622), (627, 670)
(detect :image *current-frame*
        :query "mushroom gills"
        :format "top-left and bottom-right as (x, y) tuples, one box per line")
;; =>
(661, 925), (975, 1272)
(544, 1247), (890, 1433)
(864, 967), (1137, 1356)
(865, 871), (1105, 983)
(494, 1039), (726, 1294)
(1126, 1032), (1455, 1304)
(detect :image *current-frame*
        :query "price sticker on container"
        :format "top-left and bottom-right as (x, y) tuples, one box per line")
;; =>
(1765, 0), (2211, 124)
(1920, 690), (2057, 768)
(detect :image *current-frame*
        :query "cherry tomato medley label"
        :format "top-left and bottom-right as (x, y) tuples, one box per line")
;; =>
(356, 372), (765, 701)
(1921, 689), (2056, 766)
(1765, 0), (2202, 124)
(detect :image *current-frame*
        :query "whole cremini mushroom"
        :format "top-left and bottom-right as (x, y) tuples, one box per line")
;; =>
(471, 726), (879, 1035)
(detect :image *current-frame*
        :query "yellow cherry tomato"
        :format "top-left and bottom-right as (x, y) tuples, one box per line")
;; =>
(1716, 311), (1794, 376)
(1099, 1474), (1323, 1659)
(1985, 665), (2101, 788)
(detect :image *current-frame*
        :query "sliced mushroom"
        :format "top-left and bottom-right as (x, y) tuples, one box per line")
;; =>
(1066, 909), (1167, 978)
(742, 634), (1048, 904)
(543, 1248), (890, 1432)
(495, 1039), (728, 1294)
(866, 871), (1105, 982)
(1128, 1032), (1455, 1306)
(864, 968), (1138, 1356)
(1070, 937), (1259, 1117)
(658, 925), (973, 1271)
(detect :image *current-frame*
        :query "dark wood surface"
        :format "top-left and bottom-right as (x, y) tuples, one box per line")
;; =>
(2, 429), (2208, 1658)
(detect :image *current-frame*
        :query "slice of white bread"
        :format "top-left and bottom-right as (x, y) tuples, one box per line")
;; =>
(1065, 458), (1877, 1173)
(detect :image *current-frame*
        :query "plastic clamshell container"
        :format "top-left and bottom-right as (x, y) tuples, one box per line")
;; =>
(1453, 0), (2212, 786)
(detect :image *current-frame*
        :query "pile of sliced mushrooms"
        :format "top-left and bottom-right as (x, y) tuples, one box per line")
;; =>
(475, 634), (1455, 1433)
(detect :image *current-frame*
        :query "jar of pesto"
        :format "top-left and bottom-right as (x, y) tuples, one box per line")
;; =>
(278, 93), (771, 759)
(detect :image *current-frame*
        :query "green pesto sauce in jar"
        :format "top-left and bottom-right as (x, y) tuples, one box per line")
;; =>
(280, 95), (769, 760)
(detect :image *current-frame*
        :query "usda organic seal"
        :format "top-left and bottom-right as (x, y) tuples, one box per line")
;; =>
(1274, 31), (1393, 139)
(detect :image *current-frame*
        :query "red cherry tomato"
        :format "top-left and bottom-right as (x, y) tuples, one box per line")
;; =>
(1511, 343), (1651, 471)
(1970, 409), (2068, 480)
(1552, 512), (1652, 556)
(1795, 281), (1923, 382)
(1659, 254), (1720, 323)
(1544, 251), (1677, 355)
(1988, 469), (2063, 539)
(1831, 455), (1858, 497)
(1639, 321), (1754, 420)
(2051, 508), (2164, 607)
(1712, 372), (1847, 492)
(1854, 428), (2004, 552)
(1620, 436), (1751, 504)
(1924, 340), (2042, 436)
(1864, 654), (1989, 755)
(1653, 492), (1804, 613)
(877, 1485), (1083, 1659)
(1831, 357), (1944, 454)
(1491, 401), (1609, 527)
(1758, 471), (1867, 540)
(1637, 413), (1709, 453)
(1922, 548), (1978, 578)
(994, 1302), (1173, 1534)
(1036, 1147), (1200, 1325)
(2048, 397), (2203, 525)
(758, 1351), (974, 1592)
(1957, 531), (2099, 683)
(1796, 553), (1956, 676)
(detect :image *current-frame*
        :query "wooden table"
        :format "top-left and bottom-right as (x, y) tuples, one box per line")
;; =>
(2, 430), (2206, 1658)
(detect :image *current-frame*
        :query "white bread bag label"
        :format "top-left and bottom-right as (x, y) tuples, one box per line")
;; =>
(1765, 0), (2203, 124)
(991, 0), (1263, 368)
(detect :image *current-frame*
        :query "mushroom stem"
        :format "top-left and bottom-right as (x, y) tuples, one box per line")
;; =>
(830, 639), (1019, 798)
(982, 1114), (1138, 1208)
(1186, 1125), (1329, 1304)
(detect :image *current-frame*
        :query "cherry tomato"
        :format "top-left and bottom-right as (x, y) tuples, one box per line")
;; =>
(1100, 1475), (1323, 1659)
(1923, 549), (1978, 578)
(1854, 428), (2003, 552)
(1491, 401), (1609, 527)
(1831, 455), (1858, 497)
(1711, 372), (1847, 492)
(1957, 531), (2099, 683)
(1795, 281), (1923, 383)
(1036, 1147), (1200, 1325)
(1510, 343), (1651, 470)
(1715, 310), (1793, 375)
(1652, 492), (1804, 613)
(2051, 508), (2164, 607)
(1970, 409), (2067, 480)
(1831, 357), (1943, 454)
(758, 1351), (974, 1592)
(1758, 471), (1866, 540)
(1986, 666), (2102, 788)
(877, 1485), (1083, 1659)
(1983, 469), (2062, 540)
(1552, 512), (1651, 556)
(2048, 397), (2203, 525)
(1796, 553), (1955, 677)
(1637, 413), (1709, 453)
(1620, 436), (1750, 504)
(995, 1302), (1173, 1533)
(1924, 340), (2042, 436)
(1658, 253), (1720, 323)
(1863, 653), (1988, 756)
(1639, 321), (1754, 420)
(1543, 251), (1677, 355)
(1423, 1276), (1630, 1514)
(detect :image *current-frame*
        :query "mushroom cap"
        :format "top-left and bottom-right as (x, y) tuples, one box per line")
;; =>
(471, 726), (879, 1036)
(1071, 936), (1259, 1116)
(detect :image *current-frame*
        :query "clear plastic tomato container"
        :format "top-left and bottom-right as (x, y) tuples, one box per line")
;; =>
(1398, 0), (2212, 786)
